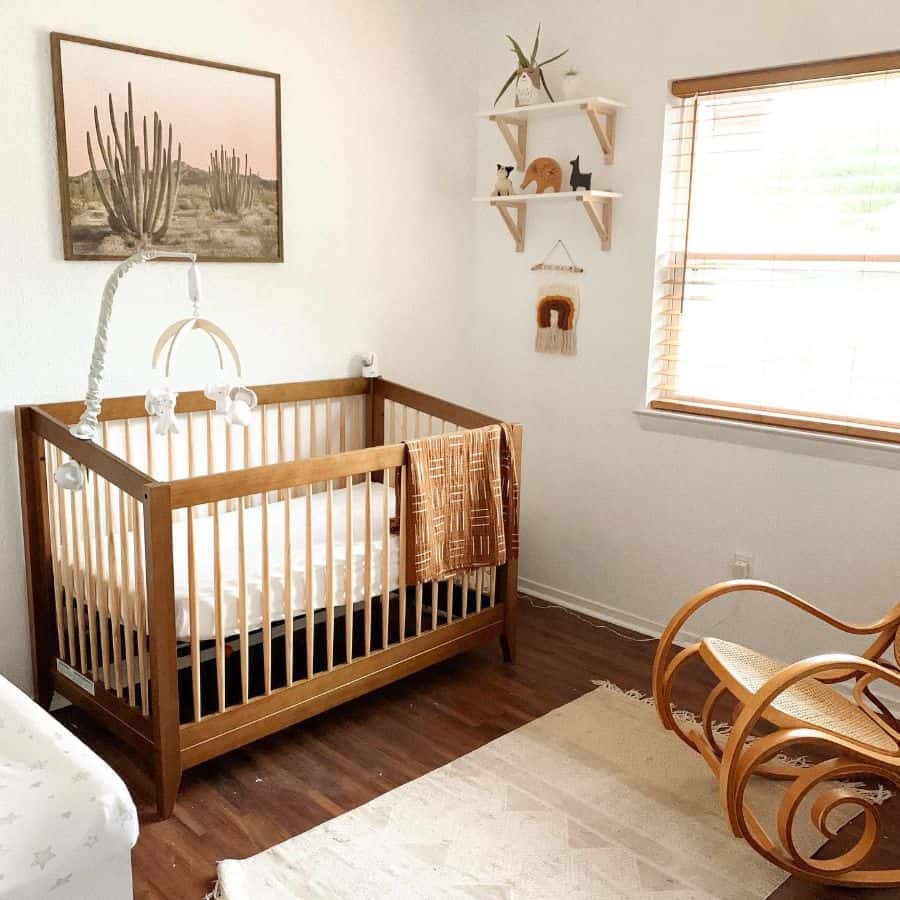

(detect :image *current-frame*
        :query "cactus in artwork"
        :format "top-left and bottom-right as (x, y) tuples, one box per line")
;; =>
(85, 82), (183, 244)
(208, 147), (255, 214)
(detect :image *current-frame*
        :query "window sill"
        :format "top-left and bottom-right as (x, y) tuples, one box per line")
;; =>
(634, 405), (900, 470)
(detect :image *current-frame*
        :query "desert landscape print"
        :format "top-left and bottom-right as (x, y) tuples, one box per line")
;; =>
(52, 34), (282, 261)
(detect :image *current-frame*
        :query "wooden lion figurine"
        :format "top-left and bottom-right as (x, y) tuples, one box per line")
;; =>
(521, 157), (562, 194)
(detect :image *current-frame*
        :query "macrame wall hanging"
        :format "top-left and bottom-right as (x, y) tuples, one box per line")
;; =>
(533, 241), (582, 356)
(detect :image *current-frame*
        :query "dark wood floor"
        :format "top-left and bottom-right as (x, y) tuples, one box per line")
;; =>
(55, 596), (900, 899)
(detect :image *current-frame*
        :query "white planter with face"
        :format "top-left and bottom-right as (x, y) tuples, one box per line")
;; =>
(515, 70), (542, 105)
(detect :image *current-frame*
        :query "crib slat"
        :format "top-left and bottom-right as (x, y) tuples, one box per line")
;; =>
(325, 398), (332, 456)
(283, 484), (293, 687)
(56, 463), (75, 665)
(103, 468), (123, 697)
(325, 479), (334, 670)
(431, 581), (438, 631)
(461, 571), (469, 619)
(489, 566), (497, 607)
(237, 496), (249, 704)
(277, 402), (286, 502)
(93, 471), (111, 689)
(304, 483), (314, 678)
(117, 486), (136, 707)
(123, 421), (134, 531)
(45, 445), (66, 659)
(344, 474), (353, 663)
(213, 500), (225, 712)
(131, 496), (150, 715)
(364, 472), (372, 656)
(145, 417), (154, 480)
(381, 467), (390, 649)
(261, 490), (272, 695)
(446, 574), (454, 625)
(186, 413), (194, 475)
(206, 411), (215, 514)
(339, 398), (347, 452)
(475, 568), (484, 612)
(167, 428), (176, 482)
(415, 583), (423, 637)
(80, 471), (99, 680)
(69, 482), (88, 673)
(187, 508), (200, 720)
(398, 464), (407, 641)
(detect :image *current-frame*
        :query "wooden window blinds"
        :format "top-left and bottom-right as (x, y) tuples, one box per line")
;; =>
(648, 53), (900, 443)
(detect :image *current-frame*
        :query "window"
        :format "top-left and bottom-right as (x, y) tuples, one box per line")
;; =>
(648, 53), (900, 442)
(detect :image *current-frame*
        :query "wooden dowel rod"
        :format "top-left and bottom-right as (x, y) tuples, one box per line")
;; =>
(80, 469), (99, 681)
(117, 485), (136, 707)
(364, 472), (372, 656)
(261, 490), (271, 695)
(45, 444), (66, 659)
(431, 580), (438, 631)
(344, 474), (353, 663)
(304, 483), (314, 678)
(131, 496), (150, 715)
(398, 464), (407, 641)
(381, 468), (390, 649)
(187, 508), (200, 721)
(414, 583), (423, 638)
(237, 496), (249, 704)
(103, 472), (122, 697)
(213, 500), (225, 712)
(93, 471), (111, 689)
(283, 484), (293, 687)
(325, 479), (334, 670)
(70, 480), (88, 673)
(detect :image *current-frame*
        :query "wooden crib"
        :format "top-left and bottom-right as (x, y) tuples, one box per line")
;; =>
(16, 378), (522, 818)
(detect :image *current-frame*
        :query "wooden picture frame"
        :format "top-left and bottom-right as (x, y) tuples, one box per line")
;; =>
(50, 32), (283, 262)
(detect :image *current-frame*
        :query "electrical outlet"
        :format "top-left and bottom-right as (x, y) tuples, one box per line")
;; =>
(732, 552), (753, 579)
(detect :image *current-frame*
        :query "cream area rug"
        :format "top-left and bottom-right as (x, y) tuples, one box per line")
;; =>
(212, 682), (860, 899)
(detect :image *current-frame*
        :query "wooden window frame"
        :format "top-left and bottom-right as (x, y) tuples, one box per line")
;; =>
(653, 50), (900, 447)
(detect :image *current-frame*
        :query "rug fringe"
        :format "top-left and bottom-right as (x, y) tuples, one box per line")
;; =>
(591, 679), (891, 802)
(204, 882), (224, 900)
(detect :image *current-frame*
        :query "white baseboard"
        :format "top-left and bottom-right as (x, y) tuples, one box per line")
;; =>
(517, 576), (701, 646)
(518, 576), (900, 716)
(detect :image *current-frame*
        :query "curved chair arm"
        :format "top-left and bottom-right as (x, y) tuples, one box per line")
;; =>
(651, 580), (900, 719)
(720, 653), (900, 833)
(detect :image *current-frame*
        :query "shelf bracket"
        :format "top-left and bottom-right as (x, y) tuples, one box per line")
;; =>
(578, 195), (612, 251)
(491, 114), (528, 171)
(581, 104), (617, 164)
(491, 199), (527, 252)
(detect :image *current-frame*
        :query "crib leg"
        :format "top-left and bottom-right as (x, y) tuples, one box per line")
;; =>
(496, 559), (518, 665)
(154, 752), (182, 819)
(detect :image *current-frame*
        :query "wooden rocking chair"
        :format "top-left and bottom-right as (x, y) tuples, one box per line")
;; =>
(653, 579), (900, 889)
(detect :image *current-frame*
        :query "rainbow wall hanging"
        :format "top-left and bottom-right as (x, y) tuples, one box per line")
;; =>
(535, 284), (579, 356)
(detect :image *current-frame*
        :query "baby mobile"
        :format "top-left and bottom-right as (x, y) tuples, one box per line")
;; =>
(54, 249), (256, 491)
(531, 240), (583, 356)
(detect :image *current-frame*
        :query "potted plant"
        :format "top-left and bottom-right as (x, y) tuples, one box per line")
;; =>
(561, 66), (581, 100)
(494, 24), (568, 107)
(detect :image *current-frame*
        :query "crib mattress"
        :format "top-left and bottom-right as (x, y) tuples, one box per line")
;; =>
(170, 481), (398, 642)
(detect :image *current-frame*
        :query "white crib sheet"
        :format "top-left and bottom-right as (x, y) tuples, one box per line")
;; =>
(0, 674), (138, 900)
(171, 481), (398, 642)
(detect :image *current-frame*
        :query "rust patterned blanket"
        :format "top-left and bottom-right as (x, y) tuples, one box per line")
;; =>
(404, 424), (519, 585)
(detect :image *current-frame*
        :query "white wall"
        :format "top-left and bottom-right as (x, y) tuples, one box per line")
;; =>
(467, 0), (900, 661)
(0, 0), (475, 690)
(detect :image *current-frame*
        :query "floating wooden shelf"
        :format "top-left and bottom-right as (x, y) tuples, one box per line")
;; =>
(476, 95), (625, 170)
(473, 190), (621, 253)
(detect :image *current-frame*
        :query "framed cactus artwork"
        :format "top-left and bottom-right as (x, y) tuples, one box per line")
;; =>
(50, 33), (283, 262)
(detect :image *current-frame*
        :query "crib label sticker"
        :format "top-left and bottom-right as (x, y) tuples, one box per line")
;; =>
(56, 659), (95, 696)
